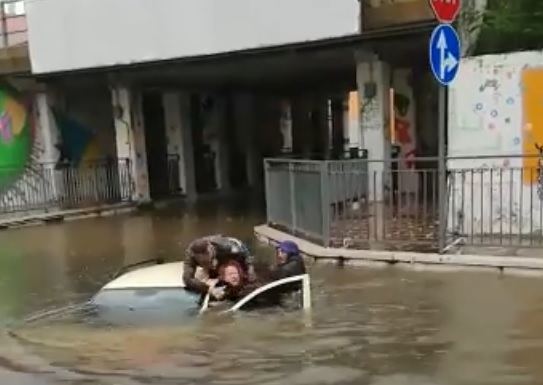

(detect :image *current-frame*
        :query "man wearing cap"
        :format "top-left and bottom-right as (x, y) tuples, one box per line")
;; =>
(269, 240), (306, 282)
(182, 235), (256, 300)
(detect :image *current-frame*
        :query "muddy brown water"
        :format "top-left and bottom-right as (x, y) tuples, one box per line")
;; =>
(0, 203), (543, 384)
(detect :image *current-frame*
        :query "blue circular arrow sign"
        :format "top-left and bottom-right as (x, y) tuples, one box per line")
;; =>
(429, 24), (461, 86)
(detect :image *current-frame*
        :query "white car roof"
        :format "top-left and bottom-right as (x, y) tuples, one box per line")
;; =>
(102, 262), (185, 290)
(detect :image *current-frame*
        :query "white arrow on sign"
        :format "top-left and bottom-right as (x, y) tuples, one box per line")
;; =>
(436, 30), (458, 80)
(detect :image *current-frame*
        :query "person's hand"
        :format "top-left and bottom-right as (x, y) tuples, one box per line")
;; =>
(208, 286), (225, 300)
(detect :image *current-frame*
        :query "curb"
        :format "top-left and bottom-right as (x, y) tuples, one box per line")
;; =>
(0, 204), (137, 230)
(254, 224), (543, 276)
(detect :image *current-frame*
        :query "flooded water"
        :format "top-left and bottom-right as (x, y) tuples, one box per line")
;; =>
(1, 202), (543, 384)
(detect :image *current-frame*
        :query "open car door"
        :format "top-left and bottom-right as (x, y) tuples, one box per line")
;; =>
(199, 274), (312, 314)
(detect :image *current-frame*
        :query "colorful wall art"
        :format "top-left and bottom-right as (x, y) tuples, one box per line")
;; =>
(448, 51), (543, 236)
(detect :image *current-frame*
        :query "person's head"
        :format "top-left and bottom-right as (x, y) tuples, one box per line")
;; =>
(219, 260), (244, 288)
(189, 239), (217, 270)
(276, 240), (300, 264)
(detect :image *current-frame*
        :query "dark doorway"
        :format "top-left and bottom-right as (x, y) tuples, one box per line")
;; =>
(141, 91), (169, 200)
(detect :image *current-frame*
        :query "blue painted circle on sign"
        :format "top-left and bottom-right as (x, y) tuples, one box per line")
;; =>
(429, 24), (462, 86)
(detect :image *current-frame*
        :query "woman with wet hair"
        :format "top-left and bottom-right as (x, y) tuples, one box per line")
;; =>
(219, 240), (306, 308)
(218, 260), (275, 306)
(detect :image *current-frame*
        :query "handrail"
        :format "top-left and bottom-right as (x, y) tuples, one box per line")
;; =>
(224, 274), (311, 313)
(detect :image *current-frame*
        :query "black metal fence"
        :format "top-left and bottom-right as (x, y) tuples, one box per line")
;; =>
(264, 155), (543, 253)
(0, 158), (133, 214)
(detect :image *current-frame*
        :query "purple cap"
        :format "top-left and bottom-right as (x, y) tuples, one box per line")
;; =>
(277, 240), (299, 256)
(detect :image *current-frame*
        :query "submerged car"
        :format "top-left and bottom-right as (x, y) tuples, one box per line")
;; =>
(88, 258), (311, 326)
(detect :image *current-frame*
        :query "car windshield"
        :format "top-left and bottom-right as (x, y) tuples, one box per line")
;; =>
(88, 288), (201, 327)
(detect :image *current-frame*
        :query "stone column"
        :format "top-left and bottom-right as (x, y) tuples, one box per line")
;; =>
(290, 95), (312, 157)
(33, 91), (61, 202)
(162, 91), (197, 200)
(111, 85), (150, 203)
(356, 55), (391, 201)
(356, 54), (391, 241)
(35, 91), (60, 165)
(234, 92), (260, 189)
(209, 95), (230, 192)
(279, 99), (293, 152)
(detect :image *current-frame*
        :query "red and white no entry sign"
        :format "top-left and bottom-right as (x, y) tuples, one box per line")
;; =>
(429, 0), (461, 24)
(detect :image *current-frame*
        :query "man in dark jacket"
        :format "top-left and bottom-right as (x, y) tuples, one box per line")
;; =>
(270, 240), (306, 281)
(182, 235), (255, 300)
(266, 240), (306, 296)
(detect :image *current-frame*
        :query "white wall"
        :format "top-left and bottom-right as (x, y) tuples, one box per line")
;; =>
(448, 51), (543, 236)
(26, 0), (360, 74)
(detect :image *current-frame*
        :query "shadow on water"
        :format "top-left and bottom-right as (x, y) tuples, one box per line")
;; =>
(1, 199), (543, 384)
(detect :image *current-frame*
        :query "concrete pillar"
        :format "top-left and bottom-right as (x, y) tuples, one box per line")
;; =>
(111, 85), (150, 203)
(234, 93), (260, 189)
(162, 91), (197, 200)
(209, 96), (230, 192)
(34, 91), (61, 200)
(356, 56), (391, 201)
(279, 100), (292, 152)
(35, 92), (60, 164)
(291, 95), (312, 157)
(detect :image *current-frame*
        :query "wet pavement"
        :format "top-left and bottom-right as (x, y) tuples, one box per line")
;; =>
(1, 202), (543, 384)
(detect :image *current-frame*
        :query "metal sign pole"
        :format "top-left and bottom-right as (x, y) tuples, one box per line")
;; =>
(428, 0), (462, 253)
(438, 85), (447, 252)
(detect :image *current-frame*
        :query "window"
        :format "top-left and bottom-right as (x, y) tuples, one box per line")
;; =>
(3, 1), (25, 16)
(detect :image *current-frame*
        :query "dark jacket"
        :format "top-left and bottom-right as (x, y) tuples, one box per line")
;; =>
(182, 235), (253, 295)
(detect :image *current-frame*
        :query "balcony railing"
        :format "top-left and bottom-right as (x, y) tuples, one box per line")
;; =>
(0, 0), (26, 48)
(0, 158), (133, 215)
(264, 154), (543, 253)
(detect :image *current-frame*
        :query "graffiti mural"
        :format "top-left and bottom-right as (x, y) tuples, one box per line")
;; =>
(0, 84), (119, 213)
(392, 68), (418, 193)
(0, 84), (51, 212)
(53, 108), (99, 167)
(535, 143), (543, 201)
(447, 51), (543, 236)
(521, 68), (543, 186)
(0, 85), (33, 188)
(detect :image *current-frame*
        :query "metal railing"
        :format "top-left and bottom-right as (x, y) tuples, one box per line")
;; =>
(0, 158), (133, 215)
(0, 0), (26, 48)
(264, 155), (543, 253)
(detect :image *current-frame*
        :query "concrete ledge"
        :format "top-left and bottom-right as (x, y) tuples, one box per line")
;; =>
(254, 224), (543, 275)
(0, 203), (137, 230)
